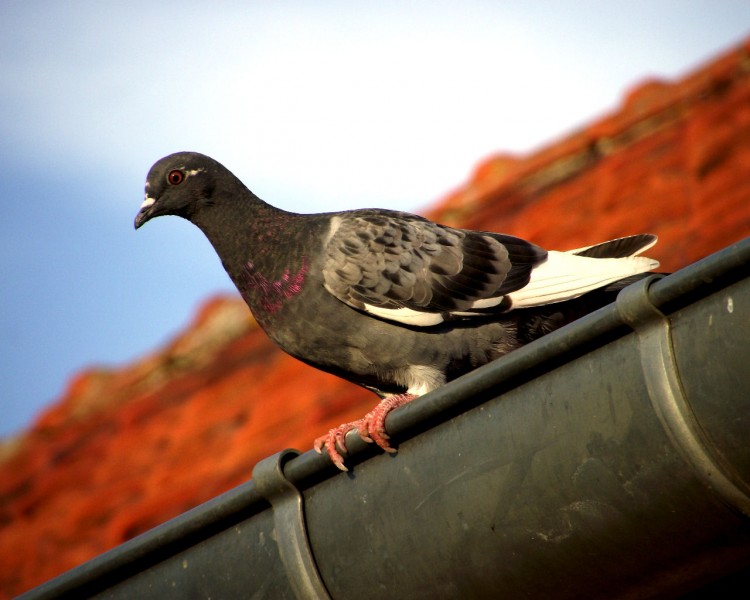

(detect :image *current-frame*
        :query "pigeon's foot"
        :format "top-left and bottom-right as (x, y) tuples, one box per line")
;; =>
(313, 418), (364, 471)
(314, 393), (417, 471)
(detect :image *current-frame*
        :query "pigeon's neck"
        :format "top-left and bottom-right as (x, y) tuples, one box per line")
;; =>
(191, 187), (306, 278)
(192, 188), (318, 324)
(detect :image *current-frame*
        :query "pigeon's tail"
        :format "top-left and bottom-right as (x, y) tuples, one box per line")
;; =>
(507, 234), (659, 309)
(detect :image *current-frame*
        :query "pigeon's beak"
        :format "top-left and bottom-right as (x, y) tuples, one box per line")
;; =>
(134, 196), (157, 229)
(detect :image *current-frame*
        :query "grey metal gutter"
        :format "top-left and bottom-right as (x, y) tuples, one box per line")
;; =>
(21, 238), (750, 599)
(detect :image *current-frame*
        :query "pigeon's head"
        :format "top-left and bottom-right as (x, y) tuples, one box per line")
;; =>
(134, 152), (225, 229)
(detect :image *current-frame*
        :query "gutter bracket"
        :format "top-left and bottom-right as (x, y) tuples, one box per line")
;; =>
(617, 275), (750, 517)
(252, 449), (332, 599)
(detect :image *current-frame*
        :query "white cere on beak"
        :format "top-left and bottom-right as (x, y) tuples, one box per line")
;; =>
(140, 196), (156, 210)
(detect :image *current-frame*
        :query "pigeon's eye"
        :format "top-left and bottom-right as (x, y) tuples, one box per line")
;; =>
(167, 170), (185, 185)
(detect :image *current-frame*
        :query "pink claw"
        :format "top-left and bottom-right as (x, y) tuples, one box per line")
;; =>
(313, 393), (418, 470)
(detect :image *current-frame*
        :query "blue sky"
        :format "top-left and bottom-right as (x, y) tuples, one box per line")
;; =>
(1, 1), (749, 438)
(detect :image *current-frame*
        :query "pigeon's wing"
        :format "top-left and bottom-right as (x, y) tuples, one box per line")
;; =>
(567, 234), (657, 258)
(322, 211), (547, 326)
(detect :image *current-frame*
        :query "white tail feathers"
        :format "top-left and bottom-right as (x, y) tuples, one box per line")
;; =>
(507, 250), (659, 308)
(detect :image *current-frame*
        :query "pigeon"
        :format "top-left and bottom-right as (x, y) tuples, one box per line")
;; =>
(135, 152), (659, 471)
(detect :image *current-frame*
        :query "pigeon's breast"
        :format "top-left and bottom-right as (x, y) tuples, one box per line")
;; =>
(235, 257), (310, 317)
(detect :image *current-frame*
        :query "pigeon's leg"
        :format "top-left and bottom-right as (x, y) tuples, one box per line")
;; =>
(358, 393), (417, 450)
(314, 393), (417, 471)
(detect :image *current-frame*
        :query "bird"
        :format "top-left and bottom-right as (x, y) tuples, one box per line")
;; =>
(135, 151), (659, 471)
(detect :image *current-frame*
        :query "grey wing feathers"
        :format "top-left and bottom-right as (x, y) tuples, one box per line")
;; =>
(322, 211), (547, 325)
